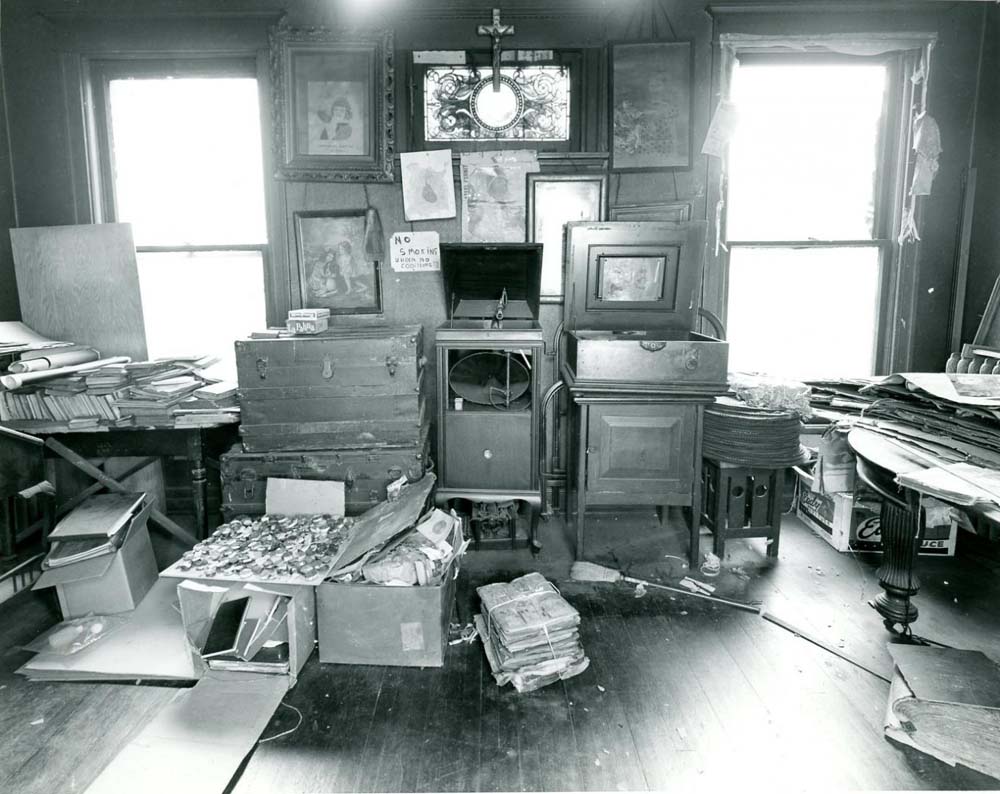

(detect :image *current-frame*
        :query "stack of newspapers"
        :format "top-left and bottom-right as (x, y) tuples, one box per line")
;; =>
(475, 572), (589, 693)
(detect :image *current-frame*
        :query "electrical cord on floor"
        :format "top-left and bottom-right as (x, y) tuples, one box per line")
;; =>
(258, 702), (303, 744)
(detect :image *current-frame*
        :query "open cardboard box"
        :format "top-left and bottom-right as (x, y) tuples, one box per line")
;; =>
(177, 578), (316, 688)
(316, 478), (463, 668)
(317, 555), (459, 668)
(33, 501), (157, 618)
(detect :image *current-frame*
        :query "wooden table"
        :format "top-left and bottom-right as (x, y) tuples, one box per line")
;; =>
(1, 422), (238, 548)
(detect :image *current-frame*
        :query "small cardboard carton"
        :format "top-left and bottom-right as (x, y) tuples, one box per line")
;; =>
(317, 556), (458, 668)
(176, 579), (316, 688)
(794, 467), (957, 556)
(33, 501), (157, 618)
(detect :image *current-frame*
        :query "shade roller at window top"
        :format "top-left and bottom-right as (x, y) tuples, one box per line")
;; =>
(720, 32), (936, 58)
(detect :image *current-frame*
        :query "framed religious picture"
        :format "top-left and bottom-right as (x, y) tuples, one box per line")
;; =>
(609, 41), (692, 171)
(527, 173), (608, 301)
(294, 210), (383, 314)
(270, 24), (394, 182)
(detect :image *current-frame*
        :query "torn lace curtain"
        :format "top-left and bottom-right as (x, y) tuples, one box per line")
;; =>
(705, 32), (939, 254)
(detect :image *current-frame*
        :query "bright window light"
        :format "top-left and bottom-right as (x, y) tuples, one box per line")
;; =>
(727, 247), (879, 379)
(725, 60), (888, 378)
(107, 75), (268, 373)
(135, 251), (266, 381)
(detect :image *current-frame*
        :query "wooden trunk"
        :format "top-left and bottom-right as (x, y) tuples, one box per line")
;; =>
(220, 426), (431, 518)
(235, 325), (426, 452)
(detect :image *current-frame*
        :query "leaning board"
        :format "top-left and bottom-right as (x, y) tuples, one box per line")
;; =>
(10, 223), (148, 361)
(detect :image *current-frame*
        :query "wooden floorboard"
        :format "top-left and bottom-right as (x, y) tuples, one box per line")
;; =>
(3, 517), (1000, 792)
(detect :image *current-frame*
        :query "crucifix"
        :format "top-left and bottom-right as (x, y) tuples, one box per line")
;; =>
(477, 8), (514, 92)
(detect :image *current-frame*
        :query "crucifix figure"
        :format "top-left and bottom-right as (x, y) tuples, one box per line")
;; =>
(477, 8), (514, 92)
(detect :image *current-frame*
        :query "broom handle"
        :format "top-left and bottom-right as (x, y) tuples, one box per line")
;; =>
(621, 576), (762, 614)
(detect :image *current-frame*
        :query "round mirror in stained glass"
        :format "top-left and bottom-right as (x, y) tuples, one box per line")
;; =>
(471, 76), (524, 132)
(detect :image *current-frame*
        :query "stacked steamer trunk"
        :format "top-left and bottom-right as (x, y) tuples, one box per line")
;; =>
(221, 326), (430, 519)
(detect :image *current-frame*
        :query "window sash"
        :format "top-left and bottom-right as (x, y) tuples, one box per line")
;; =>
(711, 44), (919, 375)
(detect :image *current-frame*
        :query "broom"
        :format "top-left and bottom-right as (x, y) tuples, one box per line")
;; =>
(569, 560), (890, 683)
(570, 561), (762, 613)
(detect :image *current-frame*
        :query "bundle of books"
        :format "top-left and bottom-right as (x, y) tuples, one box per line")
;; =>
(0, 381), (126, 425)
(0, 352), (241, 429)
(474, 572), (589, 693)
(172, 381), (240, 427)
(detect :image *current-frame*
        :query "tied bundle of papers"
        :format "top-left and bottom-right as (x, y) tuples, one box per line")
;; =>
(474, 572), (589, 693)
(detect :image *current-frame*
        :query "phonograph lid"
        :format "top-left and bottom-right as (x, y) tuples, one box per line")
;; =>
(441, 243), (543, 321)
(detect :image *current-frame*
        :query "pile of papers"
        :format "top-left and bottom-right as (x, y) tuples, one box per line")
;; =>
(474, 572), (589, 693)
(358, 508), (465, 586)
(0, 352), (238, 429)
(810, 374), (1000, 513)
(885, 645), (1000, 781)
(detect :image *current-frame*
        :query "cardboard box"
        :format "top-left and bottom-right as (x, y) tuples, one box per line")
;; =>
(33, 502), (157, 617)
(176, 579), (316, 688)
(794, 467), (957, 556)
(317, 558), (458, 667)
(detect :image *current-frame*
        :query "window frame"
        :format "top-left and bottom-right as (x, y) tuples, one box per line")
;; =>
(86, 55), (276, 326)
(407, 48), (605, 154)
(707, 40), (922, 376)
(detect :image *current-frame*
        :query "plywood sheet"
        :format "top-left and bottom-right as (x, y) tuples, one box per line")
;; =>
(84, 673), (288, 794)
(17, 577), (196, 681)
(10, 223), (148, 361)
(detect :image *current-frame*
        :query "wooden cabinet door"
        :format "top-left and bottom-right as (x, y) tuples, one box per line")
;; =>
(443, 411), (533, 491)
(585, 403), (695, 503)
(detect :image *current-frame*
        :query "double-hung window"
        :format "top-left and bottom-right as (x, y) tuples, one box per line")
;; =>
(723, 50), (911, 379)
(90, 59), (269, 378)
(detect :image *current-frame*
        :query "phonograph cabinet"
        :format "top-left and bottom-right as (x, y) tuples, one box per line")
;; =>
(435, 244), (545, 549)
(560, 221), (729, 565)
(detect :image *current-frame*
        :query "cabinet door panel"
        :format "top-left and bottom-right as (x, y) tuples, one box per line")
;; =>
(443, 411), (532, 491)
(586, 403), (694, 500)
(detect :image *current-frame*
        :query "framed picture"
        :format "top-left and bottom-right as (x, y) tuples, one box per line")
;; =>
(526, 173), (608, 301)
(610, 201), (692, 222)
(294, 210), (382, 314)
(270, 24), (394, 182)
(609, 41), (692, 171)
(596, 255), (670, 303)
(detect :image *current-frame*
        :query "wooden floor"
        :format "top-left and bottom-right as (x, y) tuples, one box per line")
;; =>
(2, 510), (1000, 793)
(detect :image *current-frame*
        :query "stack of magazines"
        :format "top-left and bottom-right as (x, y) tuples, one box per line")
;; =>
(475, 572), (589, 693)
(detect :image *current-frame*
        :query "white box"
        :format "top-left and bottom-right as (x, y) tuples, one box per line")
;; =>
(33, 502), (157, 617)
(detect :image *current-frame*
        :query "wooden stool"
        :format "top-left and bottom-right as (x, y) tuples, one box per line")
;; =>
(701, 458), (784, 558)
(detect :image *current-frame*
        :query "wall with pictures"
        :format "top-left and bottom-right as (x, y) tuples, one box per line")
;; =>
(0, 0), (988, 380)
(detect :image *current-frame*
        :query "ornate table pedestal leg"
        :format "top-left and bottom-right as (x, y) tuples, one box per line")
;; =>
(872, 491), (923, 631)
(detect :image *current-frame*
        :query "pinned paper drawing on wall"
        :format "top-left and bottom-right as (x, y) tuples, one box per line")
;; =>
(401, 149), (456, 221)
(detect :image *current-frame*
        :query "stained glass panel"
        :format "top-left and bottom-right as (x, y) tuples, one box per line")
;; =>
(425, 66), (570, 141)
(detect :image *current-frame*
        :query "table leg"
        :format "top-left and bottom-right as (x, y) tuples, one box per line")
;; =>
(186, 432), (208, 540)
(872, 494), (922, 630)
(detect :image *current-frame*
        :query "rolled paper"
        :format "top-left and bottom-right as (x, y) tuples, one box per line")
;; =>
(9, 348), (100, 373)
(0, 356), (130, 390)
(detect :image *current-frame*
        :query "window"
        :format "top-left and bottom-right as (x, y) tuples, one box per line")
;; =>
(723, 55), (903, 379)
(91, 60), (269, 378)
(411, 51), (589, 152)
(425, 65), (571, 142)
